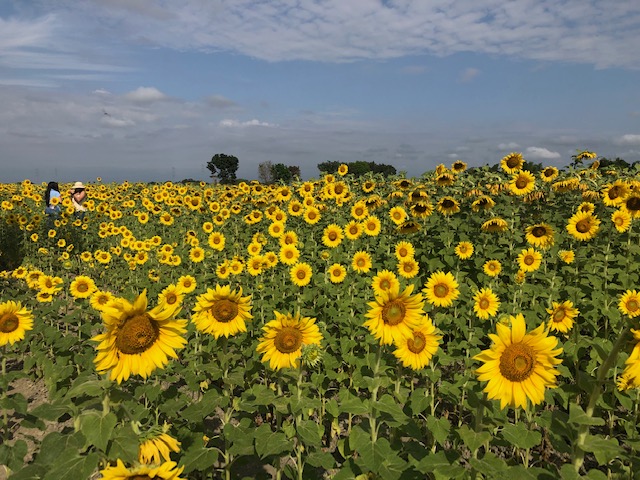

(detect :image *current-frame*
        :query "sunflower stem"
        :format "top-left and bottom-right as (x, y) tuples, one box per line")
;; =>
(573, 324), (631, 472)
(369, 346), (383, 444)
(2, 350), (8, 442)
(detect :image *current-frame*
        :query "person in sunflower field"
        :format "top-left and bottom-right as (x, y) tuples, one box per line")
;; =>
(69, 181), (88, 219)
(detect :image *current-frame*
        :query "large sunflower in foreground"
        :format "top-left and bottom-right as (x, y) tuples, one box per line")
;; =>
(621, 192), (640, 219)
(566, 211), (600, 241)
(423, 271), (459, 308)
(92, 289), (187, 384)
(364, 285), (425, 345)
(546, 300), (579, 333)
(192, 285), (253, 338)
(393, 315), (441, 370)
(0, 301), (34, 347)
(617, 329), (640, 391)
(99, 459), (185, 480)
(474, 314), (563, 410)
(256, 311), (322, 370)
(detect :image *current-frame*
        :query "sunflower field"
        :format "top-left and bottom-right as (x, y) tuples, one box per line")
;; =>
(2, 154), (640, 480)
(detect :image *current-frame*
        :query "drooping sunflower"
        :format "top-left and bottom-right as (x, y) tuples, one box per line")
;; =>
(500, 152), (524, 174)
(290, 262), (313, 287)
(566, 211), (600, 241)
(451, 160), (467, 173)
(192, 285), (252, 338)
(547, 300), (579, 333)
(481, 217), (508, 233)
(483, 260), (502, 277)
(473, 288), (500, 320)
(397, 220), (421, 234)
(621, 192), (640, 219)
(617, 329), (640, 391)
(138, 426), (181, 464)
(256, 311), (322, 370)
(371, 270), (400, 297)
(397, 258), (420, 279)
(612, 209), (631, 233)
(474, 313), (563, 410)
(99, 459), (185, 480)
(393, 315), (441, 370)
(69, 275), (97, 299)
(364, 285), (425, 345)
(524, 223), (554, 249)
(619, 290), (640, 318)
(352, 251), (372, 273)
(92, 289), (187, 383)
(517, 247), (542, 273)
(509, 170), (536, 196)
(436, 197), (460, 216)
(423, 271), (460, 307)
(410, 201), (434, 218)
(454, 241), (474, 260)
(328, 263), (347, 284)
(322, 224), (344, 248)
(471, 196), (495, 212)
(0, 301), (34, 347)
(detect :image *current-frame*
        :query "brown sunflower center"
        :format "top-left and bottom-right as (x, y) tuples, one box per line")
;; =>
(626, 197), (640, 212)
(576, 219), (591, 233)
(434, 284), (449, 298)
(524, 255), (535, 266)
(0, 313), (19, 333)
(627, 300), (639, 312)
(211, 299), (238, 323)
(442, 199), (454, 209)
(328, 232), (337, 240)
(407, 332), (426, 354)
(608, 186), (621, 199)
(403, 263), (414, 273)
(531, 226), (547, 237)
(499, 343), (536, 382)
(130, 476), (152, 480)
(414, 204), (427, 213)
(543, 168), (554, 177)
(614, 216), (625, 226)
(382, 300), (406, 326)
(116, 313), (159, 355)
(274, 326), (303, 353)
(165, 293), (179, 305)
(479, 298), (490, 310)
(356, 258), (366, 267)
(515, 178), (528, 189)
(296, 269), (307, 280)
(506, 156), (520, 168)
(553, 309), (567, 322)
(77, 282), (89, 293)
(379, 279), (391, 290)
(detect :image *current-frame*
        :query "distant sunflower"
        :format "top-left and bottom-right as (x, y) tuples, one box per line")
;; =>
(619, 290), (640, 318)
(566, 211), (600, 241)
(617, 329), (640, 391)
(540, 166), (559, 183)
(192, 285), (252, 338)
(454, 241), (474, 260)
(344, 220), (364, 240)
(322, 224), (344, 248)
(268, 221), (285, 238)
(303, 207), (321, 225)
(437, 197), (460, 216)
(509, 170), (536, 196)
(189, 246), (205, 263)
(471, 196), (495, 212)
(364, 285), (425, 345)
(90, 290), (114, 312)
(394, 241), (415, 261)
(363, 216), (382, 236)
(92, 289), (187, 383)
(337, 163), (349, 176)
(435, 172), (456, 187)
(351, 201), (368, 220)
(279, 244), (300, 265)
(481, 217), (508, 233)
(290, 262), (313, 286)
(423, 271), (459, 307)
(352, 251), (372, 273)
(69, 275), (97, 299)
(483, 260), (502, 277)
(621, 193), (640, 219)
(0, 301), (33, 346)
(99, 459), (185, 480)
(328, 263), (347, 284)
(525, 223), (555, 249)
(612, 209), (631, 233)
(247, 256), (265, 276)
(558, 250), (575, 264)
(176, 275), (197, 294)
(500, 152), (524, 173)
(473, 288), (500, 320)
(397, 258), (420, 279)
(371, 270), (400, 297)
(602, 181), (628, 207)
(576, 201), (595, 214)
(208, 232), (225, 251)
(389, 206), (408, 225)
(410, 201), (434, 218)
(547, 300), (579, 333)
(451, 160), (467, 173)
(474, 313), (563, 410)
(393, 316), (441, 370)
(517, 247), (542, 273)
(256, 311), (322, 370)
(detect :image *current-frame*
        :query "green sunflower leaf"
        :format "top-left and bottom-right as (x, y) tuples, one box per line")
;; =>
(500, 423), (542, 449)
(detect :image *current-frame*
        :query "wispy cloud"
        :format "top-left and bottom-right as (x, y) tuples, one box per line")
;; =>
(220, 118), (277, 128)
(525, 146), (562, 160)
(614, 134), (640, 146)
(123, 87), (170, 104)
(459, 68), (480, 83)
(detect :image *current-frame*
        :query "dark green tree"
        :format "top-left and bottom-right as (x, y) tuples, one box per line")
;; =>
(271, 163), (293, 183)
(207, 153), (239, 184)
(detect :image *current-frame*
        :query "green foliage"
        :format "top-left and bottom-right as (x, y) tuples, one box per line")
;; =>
(317, 160), (397, 176)
(206, 153), (239, 183)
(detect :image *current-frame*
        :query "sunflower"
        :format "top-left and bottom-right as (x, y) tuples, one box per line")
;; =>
(389, 206), (408, 225)
(328, 263), (347, 284)
(566, 211), (600, 241)
(189, 246), (205, 263)
(208, 232), (225, 251)
(247, 256), (265, 276)
(322, 224), (344, 248)
(619, 290), (640, 318)
(473, 288), (500, 320)
(92, 290), (187, 383)
(547, 300), (579, 333)
(216, 261), (231, 279)
(303, 207), (321, 225)
(176, 275), (197, 294)
(69, 275), (97, 299)
(157, 284), (184, 312)
(483, 260), (501, 277)
(351, 201), (369, 220)
(268, 221), (285, 238)
(138, 428), (181, 465)
(500, 152), (524, 173)
(509, 170), (536, 196)
(410, 201), (434, 218)
(454, 241), (474, 260)
(576, 201), (595, 214)
(397, 220), (421, 234)
(256, 311), (322, 370)
(540, 166), (559, 182)
(247, 241), (262, 256)
(558, 250), (575, 264)
(393, 315), (441, 370)
(352, 251), (372, 273)
(99, 459), (185, 480)
(621, 193), (640, 219)
(474, 313), (563, 410)
(617, 329), (640, 391)
(371, 270), (400, 297)
(437, 197), (460, 216)
(344, 220), (363, 240)
(279, 230), (298, 247)
(525, 223), (555, 249)
(612, 209), (631, 233)
(0, 301), (34, 346)
(451, 160), (467, 173)
(481, 218), (508, 233)
(423, 271), (460, 307)
(602, 181), (628, 207)
(364, 285), (425, 345)
(38, 275), (63, 294)
(192, 285), (253, 338)
(363, 216), (382, 236)
(91, 290), (115, 311)
(290, 262), (313, 287)
(517, 247), (542, 273)
(471, 196), (495, 212)
(394, 241), (415, 261)
(397, 258), (419, 279)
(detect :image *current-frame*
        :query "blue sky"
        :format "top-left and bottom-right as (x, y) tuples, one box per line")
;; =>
(1, 0), (639, 183)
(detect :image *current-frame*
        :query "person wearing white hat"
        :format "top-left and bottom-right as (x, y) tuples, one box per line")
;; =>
(69, 181), (87, 218)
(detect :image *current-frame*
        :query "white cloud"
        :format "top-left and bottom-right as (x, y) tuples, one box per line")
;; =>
(123, 87), (169, 104)
(614, 134), (640, 146)
(497, 142), (520, 150)
(525, 146), (561, 160)
(101, 115), (135, 128)
(220, 118), (276, 128)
